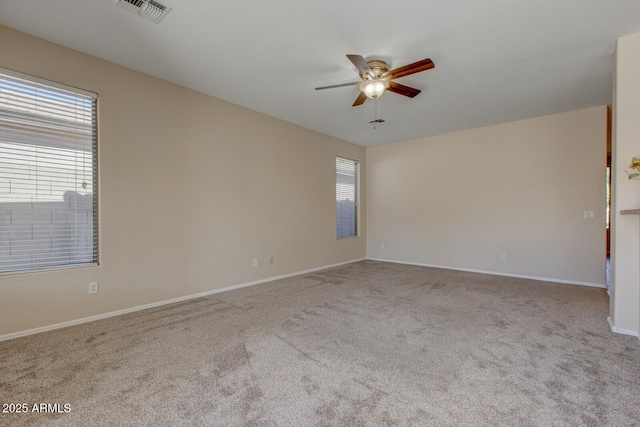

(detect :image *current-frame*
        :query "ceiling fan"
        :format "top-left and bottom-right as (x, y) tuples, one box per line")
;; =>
(315, 54), (435, 106)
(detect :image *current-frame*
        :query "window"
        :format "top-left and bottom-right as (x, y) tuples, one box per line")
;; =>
(0, 69), (98, 274)
(336, 156), (358, 238)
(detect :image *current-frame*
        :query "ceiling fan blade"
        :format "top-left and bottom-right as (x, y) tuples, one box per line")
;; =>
(387, 58), (434, 79)
(352, 92), (367, 106)
(315, 81), (361, 90)
(387, 81), (421, 98)
(347, 54), (373, 78)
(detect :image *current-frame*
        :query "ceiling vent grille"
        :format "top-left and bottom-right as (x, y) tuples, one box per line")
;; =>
(117, 0), (172, 23)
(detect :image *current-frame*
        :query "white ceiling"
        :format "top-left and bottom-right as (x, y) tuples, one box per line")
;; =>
(1, 1), (639, 147)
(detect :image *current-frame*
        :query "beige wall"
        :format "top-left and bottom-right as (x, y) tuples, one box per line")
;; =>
(0, 26), (366, 337)
(610, 31), (640, 336)
(367, 107), (607, 286)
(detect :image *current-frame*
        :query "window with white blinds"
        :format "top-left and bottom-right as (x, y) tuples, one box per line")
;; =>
(336, 156), (358, 239)
(0, 69), (98, 274)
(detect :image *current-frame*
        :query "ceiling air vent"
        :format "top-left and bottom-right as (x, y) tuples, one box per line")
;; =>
(368, 118), (387, 129)
(117, 0), (172, 23)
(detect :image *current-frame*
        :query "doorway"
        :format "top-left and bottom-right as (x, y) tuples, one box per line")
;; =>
(605, 107), (611, 293)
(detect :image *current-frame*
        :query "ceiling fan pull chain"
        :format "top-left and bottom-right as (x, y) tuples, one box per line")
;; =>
(374, 98), (378, 129)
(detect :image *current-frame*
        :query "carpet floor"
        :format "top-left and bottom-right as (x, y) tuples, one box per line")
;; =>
(1, 260), (638, 426)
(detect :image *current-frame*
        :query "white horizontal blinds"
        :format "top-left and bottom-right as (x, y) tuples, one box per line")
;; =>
(0, 70), (98, 273)
(336, 157), (358, 238)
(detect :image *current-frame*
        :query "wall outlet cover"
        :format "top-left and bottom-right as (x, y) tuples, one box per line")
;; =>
(88, 282), (98, 294)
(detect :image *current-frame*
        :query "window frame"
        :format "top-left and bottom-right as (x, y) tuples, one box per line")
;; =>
(0, 68), (99, 275)
(336, 156), (359, 239)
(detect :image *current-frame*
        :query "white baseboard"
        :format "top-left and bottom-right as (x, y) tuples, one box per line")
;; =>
(607, 317), (639, 338)
(366, 257), (606, 289)
(0, 258), (366, 342)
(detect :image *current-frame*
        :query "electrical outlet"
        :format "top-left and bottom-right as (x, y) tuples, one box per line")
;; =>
(380, 243), (385, 250)
(88, 282), (98, 294)
(252, 258), (258, 267)
(501, 253), (507, 261)
(584, 211), (595, 219)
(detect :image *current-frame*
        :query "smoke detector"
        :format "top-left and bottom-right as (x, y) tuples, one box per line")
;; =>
(117, 0), (172, 23)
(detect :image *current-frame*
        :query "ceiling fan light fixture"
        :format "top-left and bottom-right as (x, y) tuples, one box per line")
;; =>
(360, 80), (388, 99)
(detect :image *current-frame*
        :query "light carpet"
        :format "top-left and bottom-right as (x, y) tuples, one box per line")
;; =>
(1, 260), (638, 426)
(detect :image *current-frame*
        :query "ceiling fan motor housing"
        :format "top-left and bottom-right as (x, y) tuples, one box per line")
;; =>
(358, 60), (390, 98)
(360, 60), (389, 79)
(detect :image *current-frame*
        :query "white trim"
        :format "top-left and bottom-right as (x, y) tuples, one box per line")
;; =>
(366, 257), (606, 289)
(607, 317), (639, 337)
(0, 66), (97, 99)
(0, 258), (365, 342)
